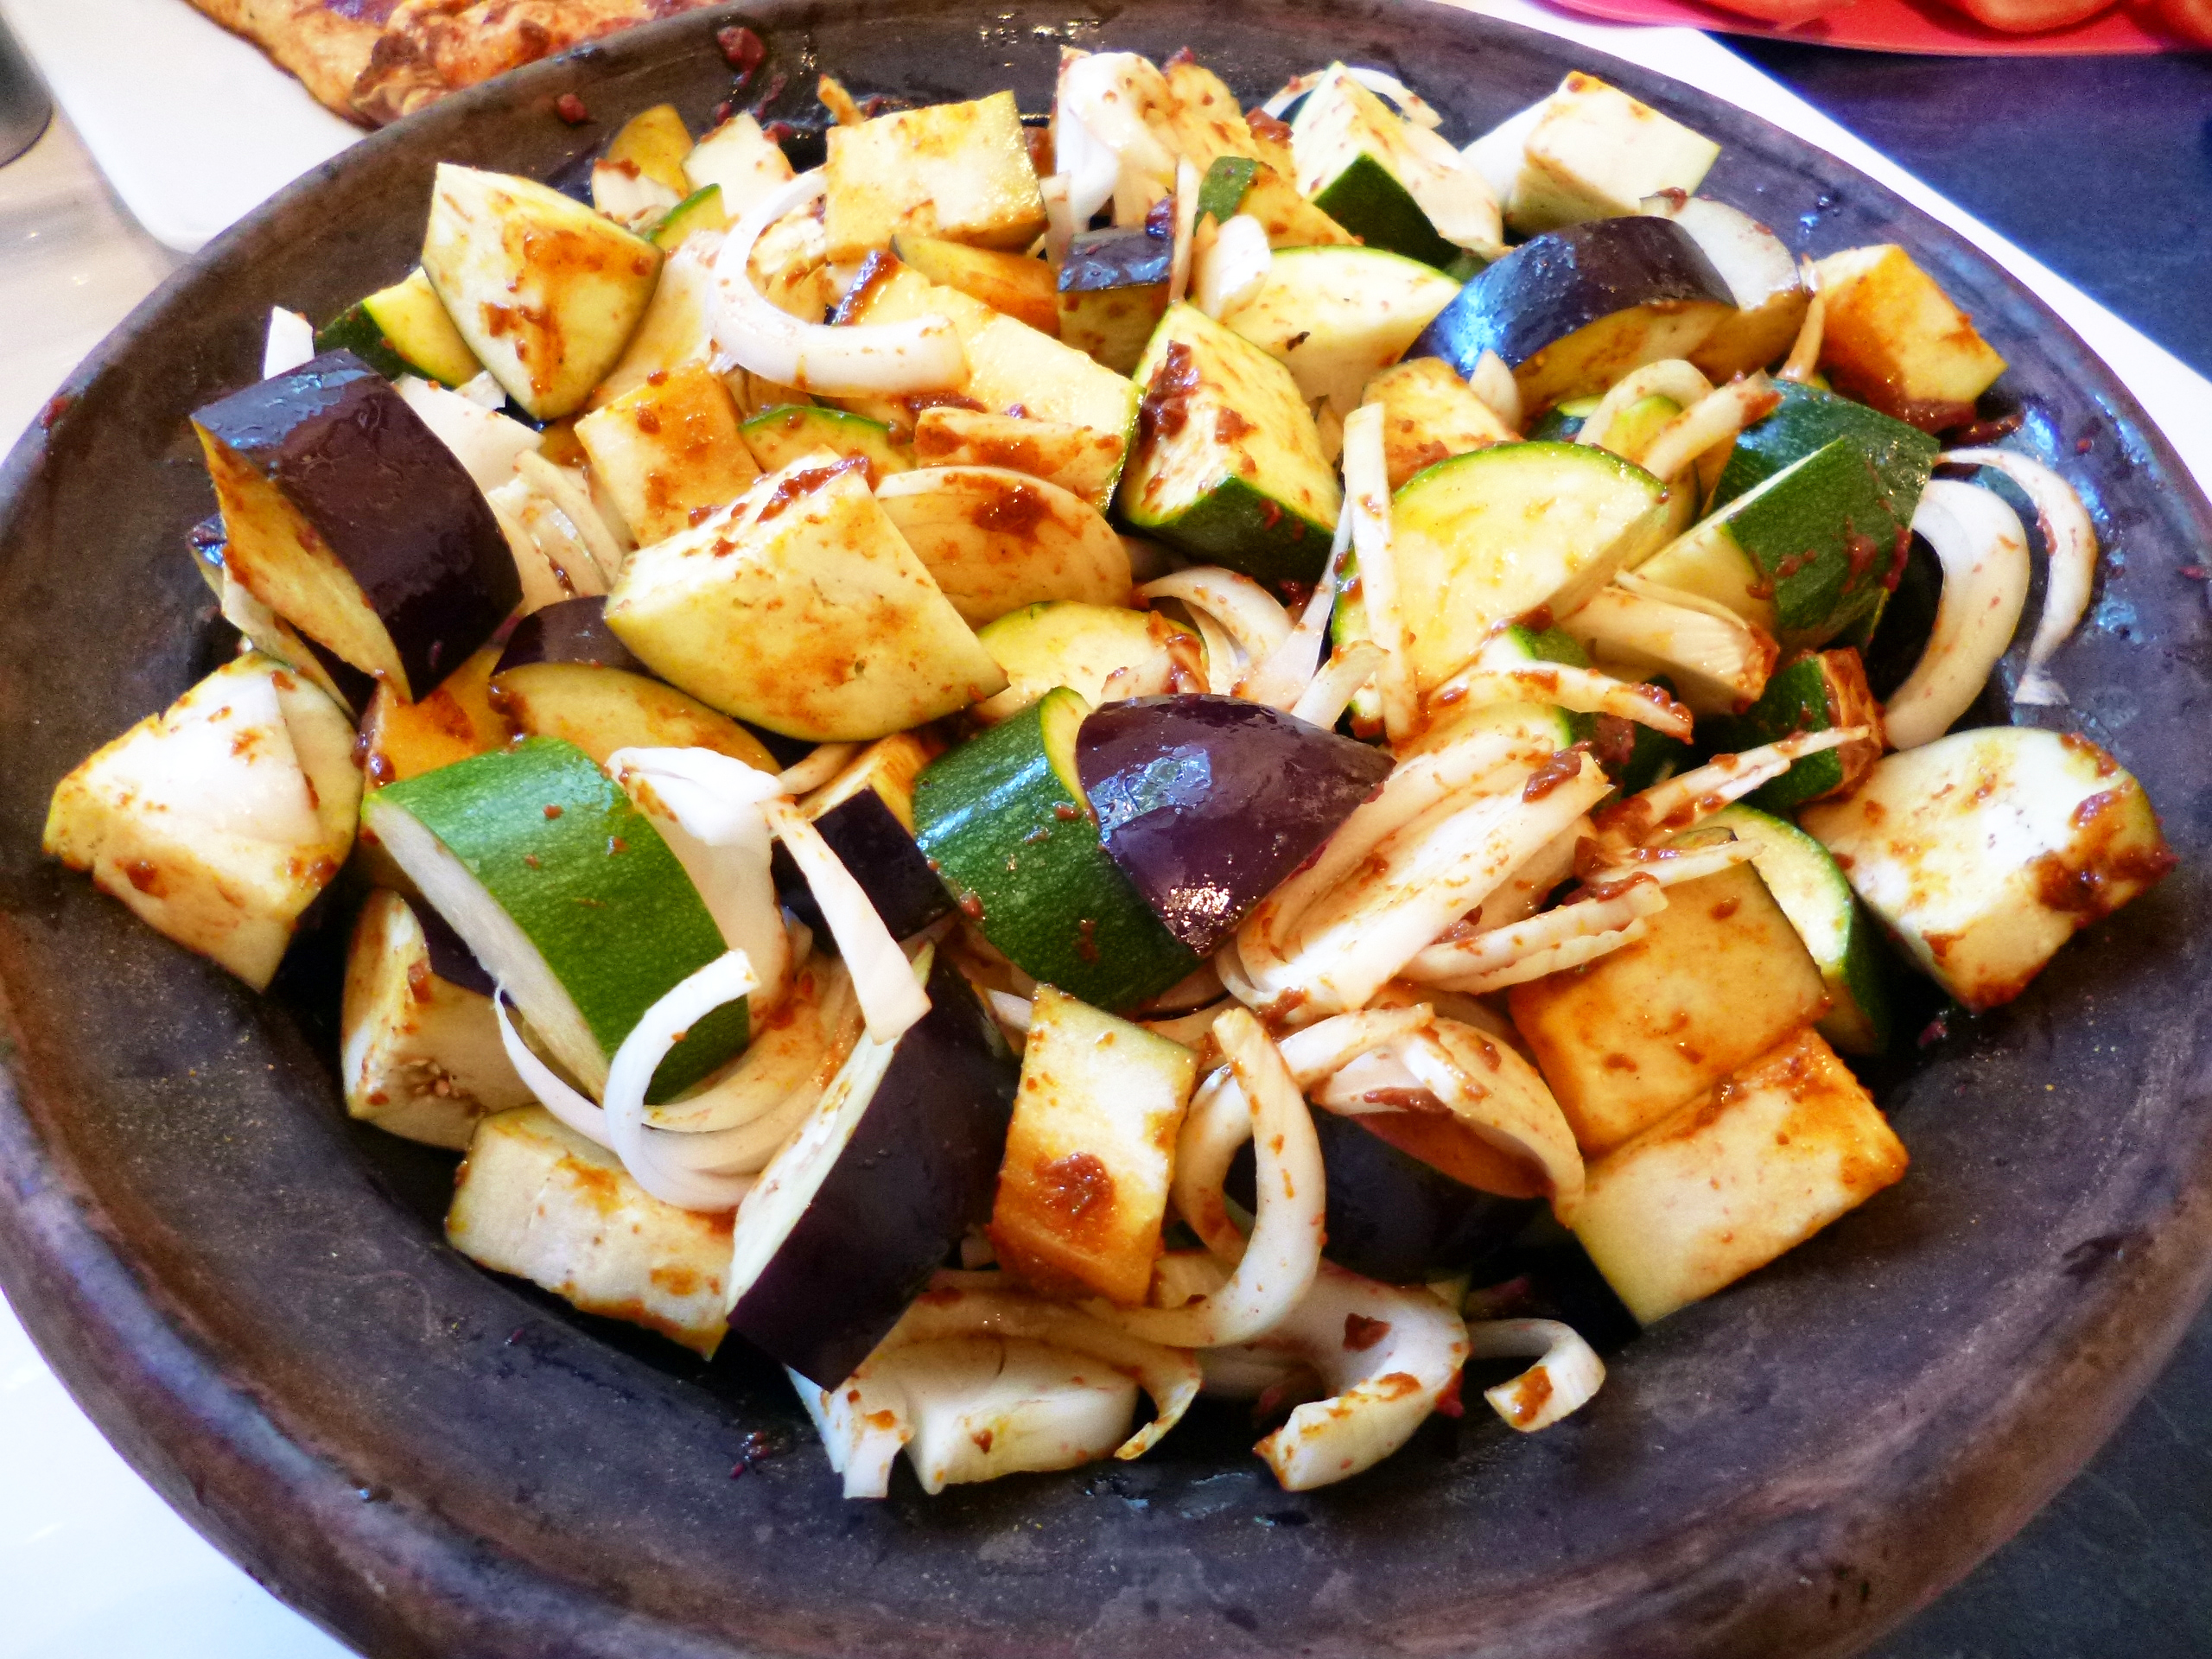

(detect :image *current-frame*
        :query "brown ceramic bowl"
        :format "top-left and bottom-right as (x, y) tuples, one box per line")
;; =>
(2, 5), (2208, 1656)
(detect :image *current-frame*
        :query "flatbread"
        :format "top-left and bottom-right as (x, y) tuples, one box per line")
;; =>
(182, 0), (719, 127)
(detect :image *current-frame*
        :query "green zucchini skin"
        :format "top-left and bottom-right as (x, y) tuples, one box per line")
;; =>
(1140, 472), (1332, 582)
(315, 303), (416, 383)
(372, 737), (746, 1099)
(1196, 156), (1262, 224)
(1706, 650), (1881, 813)
(912, 690), (1198, 1012)
(1711, 380), (1939, 528)
(1310, 152), (1459, 270)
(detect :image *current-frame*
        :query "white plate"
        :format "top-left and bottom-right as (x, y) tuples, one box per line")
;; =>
(0, 0), (359, 252)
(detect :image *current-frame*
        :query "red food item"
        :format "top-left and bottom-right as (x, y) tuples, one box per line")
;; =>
(1924, 0), (2118, 29)
(2138, 0), (2212, 40)
(1699, 0), (1858, 26)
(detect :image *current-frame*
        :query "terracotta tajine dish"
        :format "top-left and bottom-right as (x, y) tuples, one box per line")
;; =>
(1, 3), (2209, 1656)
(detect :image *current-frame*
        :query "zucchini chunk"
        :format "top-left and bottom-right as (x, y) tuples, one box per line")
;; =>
(988, 985), (1199, 1305)
(972, 601), (1196, 723)
(489, 596), (782, 772)
(1290, 66), (1493, 268)
(1508, 861), (1829, 1157)
(1811, 244), (2009, 426)
(727, 945), (1021, 1384)
(1801, 728), (2171, 1012)
(913, 688), (1201, 1012)
(1702, 649), (1885, 812)
(362, 737), (747, 1101)
(1642, 195), (1809, 380)
(1163, 54), (1281, 175)
(448, 1107), (736, 1356)
(1709, 379), (1938, 530)
(595, 105), (693, 199)
(44, 653), (359, 990)
(315, 267), (481, 388)
(1219, 245), (1461, 414)
(648, 185), (730, 252)
(1195, 155), (1357, 250)
(421, 164), (662, 420)
(1408, 216), (1733, 414)
(586, 237), (719, 409)
(1359, 357), (1516, 490)
(682, 112), (796, 219)
(1058, 223), (1174, 378)
(342, 889), (531, 1148)
(574, 362), (761, 546)
(1636, 439), (1900, 645)
(834, 258), (1138, 506)
(823, 91), (1047, 263)
(1389, 440), (1668, 692)
(193, 350), (519, 702)
(1075, 693), (1394, 954)
(1484, 73), (1719, 237)
(1573, 1030), (1908, 1325)
(875, 466), (1133, 626)
(1697, 804), (1892, 1055)
(775, 734), (953, 943)
(1119, 302), (1342, 582)
(606, 450), (1005, 741)
(892, 232), (1060, 336)
(739, 405), (912, 484)
(910, 408), (1128, 506)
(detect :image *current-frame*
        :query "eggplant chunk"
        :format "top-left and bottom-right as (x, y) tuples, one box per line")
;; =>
(1509, 863), (1828, 1157)
(893, 233), (1060, 336)
(875, 466), (1133, 626)
(588, 237), (719, 409)
(448, 1107), (735, 1356)
(1811, 245), (2008, 425)
(1642, 195), (1809, 380)
(573, 362), (761, 546)
(342, 890), (531, 1148)
(44, 653), (359, 990)
(421, 164), (662, 420)
(988, 986), (1198, 1305)
(1802, 728), (2171, 1011)
(1408, 217), (1732, 414)
(606, 451), (1006, 741)
(1359, 358), (1516, 490)
(822, 91), (1047, 264)
(1058, 224), (1174, 378)
(194, 350), (520, 700)
(1573, 1030), (1908, 1325)
(911, 408), (1128, 507)
(774, 733), (954, 943)
(1489, 73), (1719, 237)
(728, 947), (1022, 1384)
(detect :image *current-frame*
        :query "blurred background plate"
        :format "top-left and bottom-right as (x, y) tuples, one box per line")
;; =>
(1537, 0), (2178, 52)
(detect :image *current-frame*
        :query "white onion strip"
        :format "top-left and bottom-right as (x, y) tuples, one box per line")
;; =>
(1637, 372), (1782, 484)
(1239, 551), (1340, 710)
(1167, 157), (1199, 307)
(1405, 880), (1666, 986)
(1575, 836), (1758, 893)
(1343, 402), (1421, 743)
(766, 798), (930, 1042)
(1258, 70), (1321, 118)
(601, 950), (763, 1211)
(777, 743), (859, 797)
(1427, 662), (1694, 741)
(1412, 919), (1652, 994)
(1945, 447), (2096, 707)
(1884, 480), (2031, 749)
(1575, 359), (1712, 459)
(1593, 728), (1866, 852)
(1465, 1318), (1605, 1432)
(263, 307), (316, 378)
(1090, 1010), (1324, 1348)
(1468, 349), (1523, 435)
(515, 451), (626, 587)
(987, 989), (1034, 1035)
(1292, 641), (1386, 730)
(1252, 1263), (1470, 1491)
(1139, 568), (1292, 664)
(712, 171), (966, 394)
(494, 992), (613, 1148)
(1195, 213), (1272, 321)
(1779, 257), (1824, 384)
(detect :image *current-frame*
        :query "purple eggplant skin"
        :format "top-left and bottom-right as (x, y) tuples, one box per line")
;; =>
(191, 349), (519, 696)
(727, 949), (1020, 1385)
(493, 595), (651, 677)
(1074, 696), (1394, 956)
(1058, 223), (1173, 295)
(1408, 217), (1732, 379)
(1230, 1110), (1540, 1284)
(416, 903), (496, 998)
(772, 790), (953, 944)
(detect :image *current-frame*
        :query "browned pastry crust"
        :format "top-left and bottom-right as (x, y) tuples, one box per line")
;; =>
(182, 0), (719, 128)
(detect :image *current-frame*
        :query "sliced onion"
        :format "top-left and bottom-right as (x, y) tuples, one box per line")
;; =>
(765, 798), (931, 1042)
(515, 450), (626, 588)
(1884, 480), (2031, 749)
(1394, 1022), (1585, 1218)
(1140, 998), (1232, 1049)
(263, 307), (316, 378)
(1139, 568), (1292, 664)
(1291, 641), (1386, 729)
(1465, 1318), (1605, 1431)
(1637, 372), (1782, 484)
(1427, 660), (1694, 741)
(1593, 729), (1867, 852)
(1575, 360), (1712, 459)
(1039, 172), (1080, 267)
(1249, 1262), (1470, 1491)
(1239, 550), (1340, 710)
(1779, 257), (1824, 384)
(1258, 69), (1322, 119)
(1167, 157), (1199, 307)
(1945, 447), (2096, 707)
(1058, 51), (1179, 226)
(494, 991), (612, 1147)
(601, 950), (762, 1211)
(987, 989), (1034, 1036)
(712, 171), (966, 395)
(1097, 645), (1180, 702)
(1196, 212), (1273, 321)
(777, 742), (859, 797)
(1575, 835), (1758, 892)
(1090, 1010), (1325, 1347)
(1405, 880), (1666, 987)
(1343, 402), (1421, 743)
(1414, 916), (1650, 995)
(608, 745), (781, 842)
(1467, 349), (1522, 435)
(1557, 582), (1777, 716)
(454, 369), (507, 409)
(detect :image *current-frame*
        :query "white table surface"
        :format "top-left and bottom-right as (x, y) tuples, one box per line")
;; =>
(1, 5), (2208, 1655)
